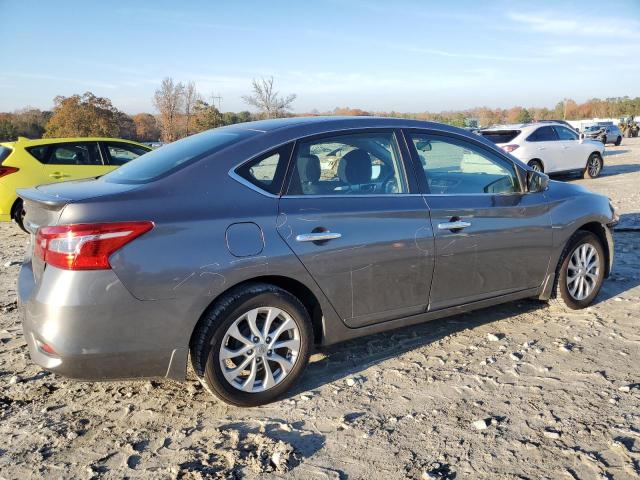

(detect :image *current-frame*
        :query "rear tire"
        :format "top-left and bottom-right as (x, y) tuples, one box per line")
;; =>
(615, 136), (622, 146)
(190, 283), (313, 407)
(550, 231), (605, 311)
(583, 153), (602, 179)
(528, 159), (544, 173)
(11, 199), (27, 233)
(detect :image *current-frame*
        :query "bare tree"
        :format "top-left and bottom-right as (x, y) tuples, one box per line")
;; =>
(183, 81), (200, 136)
(242, 77), (296, 119)
(153, 77), (185, 142)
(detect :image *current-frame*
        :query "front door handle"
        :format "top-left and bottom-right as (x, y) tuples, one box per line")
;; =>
(49, 172), (69, 179)
(296, 232), (342, 242)
(438, 221), (471, 231)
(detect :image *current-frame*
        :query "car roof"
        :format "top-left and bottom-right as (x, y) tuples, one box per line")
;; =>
(481, 122), (568, 132)
(220, 115), (468, 135)
(7, 137), (150, 148)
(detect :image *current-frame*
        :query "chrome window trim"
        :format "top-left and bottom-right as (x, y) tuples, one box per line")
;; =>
(282, 194), (424, 199)
(228, 169), (280, 198)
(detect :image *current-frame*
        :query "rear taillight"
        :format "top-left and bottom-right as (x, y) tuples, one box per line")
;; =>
(0, 166), (19, 178)
(501, 144), (519, 153)
(34, 221), (153, 270)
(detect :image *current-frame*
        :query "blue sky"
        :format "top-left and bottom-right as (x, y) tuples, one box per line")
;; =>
(0, 0), (638, 114)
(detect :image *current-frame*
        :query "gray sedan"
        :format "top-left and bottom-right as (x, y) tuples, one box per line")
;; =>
(18, 117), (617, 406)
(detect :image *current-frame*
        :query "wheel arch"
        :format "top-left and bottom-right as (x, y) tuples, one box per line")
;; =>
(575, 221), (611, 278)
(527, 158), (545, 171)
(188, 274), (325, 350)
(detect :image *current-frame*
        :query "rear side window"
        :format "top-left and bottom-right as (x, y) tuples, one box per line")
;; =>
(0, 146), (12, 163)
(104, 142), (150, 166)
(527, 126), (558, 142)
(480, 130), (520, 144)
(104, 128), (257, 183)
(27, 142), (103, 165)
(235, 144), (293, 195)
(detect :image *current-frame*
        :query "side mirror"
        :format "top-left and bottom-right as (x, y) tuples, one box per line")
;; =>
(527, 170), (549, 193)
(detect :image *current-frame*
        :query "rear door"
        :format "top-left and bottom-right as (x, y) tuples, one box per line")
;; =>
(553, 125), (585, 170)
(26, 141), (110, 183)
(276, 129), (435, 328)
(404, 129), (553, 311)
(526, 126), (562, 172)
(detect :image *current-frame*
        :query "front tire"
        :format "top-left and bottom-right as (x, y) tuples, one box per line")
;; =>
(615, 136), (622, 146)
(551, 231), (605, 310)
(190, 283), (313, 406)
(583, 153), (603, 179)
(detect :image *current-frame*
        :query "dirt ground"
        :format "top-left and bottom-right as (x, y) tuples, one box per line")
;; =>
(1, 139), (639, 480)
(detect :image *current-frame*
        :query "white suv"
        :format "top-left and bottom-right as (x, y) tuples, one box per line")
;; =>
(479, 123), (605, 179)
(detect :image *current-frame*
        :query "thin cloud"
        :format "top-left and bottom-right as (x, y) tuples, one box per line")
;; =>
(508, 12), (640, 40)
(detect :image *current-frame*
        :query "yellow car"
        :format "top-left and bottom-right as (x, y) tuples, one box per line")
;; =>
(0, 137), (151, 231)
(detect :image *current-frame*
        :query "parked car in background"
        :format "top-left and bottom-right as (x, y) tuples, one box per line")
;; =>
(479, 122), (605, 178)
(0, 137), (151, 231)
(17, 117), (616, 406)
(583, 125), (623, 145)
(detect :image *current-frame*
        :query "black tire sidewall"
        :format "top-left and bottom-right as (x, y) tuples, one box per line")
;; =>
(12, 200), (28, 233)
(556, 232), (605, 309)
(584, 153), (602, 179)
(198, 287), (312, 406)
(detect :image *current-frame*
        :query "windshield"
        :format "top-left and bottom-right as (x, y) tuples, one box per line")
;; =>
(584, 126), (602, 131)
(479, 130), (521, 144)
(103, 128), (257, 183)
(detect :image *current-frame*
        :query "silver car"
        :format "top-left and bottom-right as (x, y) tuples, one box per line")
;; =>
(18, 117), (617, 406)
(583, 124), (623, 146)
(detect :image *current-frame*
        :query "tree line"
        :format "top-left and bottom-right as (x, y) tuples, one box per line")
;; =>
(1, 80), (638, 143)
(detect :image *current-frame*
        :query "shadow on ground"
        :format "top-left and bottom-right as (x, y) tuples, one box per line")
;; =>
(294, 299), (543, 396)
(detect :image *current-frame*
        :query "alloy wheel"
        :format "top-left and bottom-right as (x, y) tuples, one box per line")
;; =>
(587, 156), (601, 177)
(218, 307), (301, 393)
(566, 243), (600, 301)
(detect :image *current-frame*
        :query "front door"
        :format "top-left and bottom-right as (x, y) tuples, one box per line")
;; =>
(405, 130), (553, 311)
(554, 125), (584, 170)
(526, 125), (563, 172)
(277, 130), (434, 328)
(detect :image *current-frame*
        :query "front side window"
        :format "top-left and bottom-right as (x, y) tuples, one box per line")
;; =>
(408, 133), (519, 195)
(527, 126), (558, 142)
(105, 142), (150, 166)
(28, 142), (102, 165)
(555, 126), (578, 141)
(287, 131), (408, 195)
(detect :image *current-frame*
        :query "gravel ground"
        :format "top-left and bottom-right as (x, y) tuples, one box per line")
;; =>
(1, 139), (639, 480)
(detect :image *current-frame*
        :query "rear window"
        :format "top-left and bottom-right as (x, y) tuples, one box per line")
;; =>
(103, 129), (256, 183)
(0, 146), (12, 163)
(480, 130), (520, 144)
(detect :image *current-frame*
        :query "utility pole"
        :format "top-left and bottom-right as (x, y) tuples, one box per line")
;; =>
(210, 93), (222, 128)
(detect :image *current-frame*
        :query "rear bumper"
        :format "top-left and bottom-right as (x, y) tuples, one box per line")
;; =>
(18, 262), (188, 381)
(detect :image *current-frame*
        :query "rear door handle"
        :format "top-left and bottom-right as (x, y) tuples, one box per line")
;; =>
(296, 232), (342, 242)
(49, 172), (69, 179)
(438, 221), (471, 231)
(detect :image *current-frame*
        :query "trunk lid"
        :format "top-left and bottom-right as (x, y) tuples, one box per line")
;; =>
(18, 177), (141, 282)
